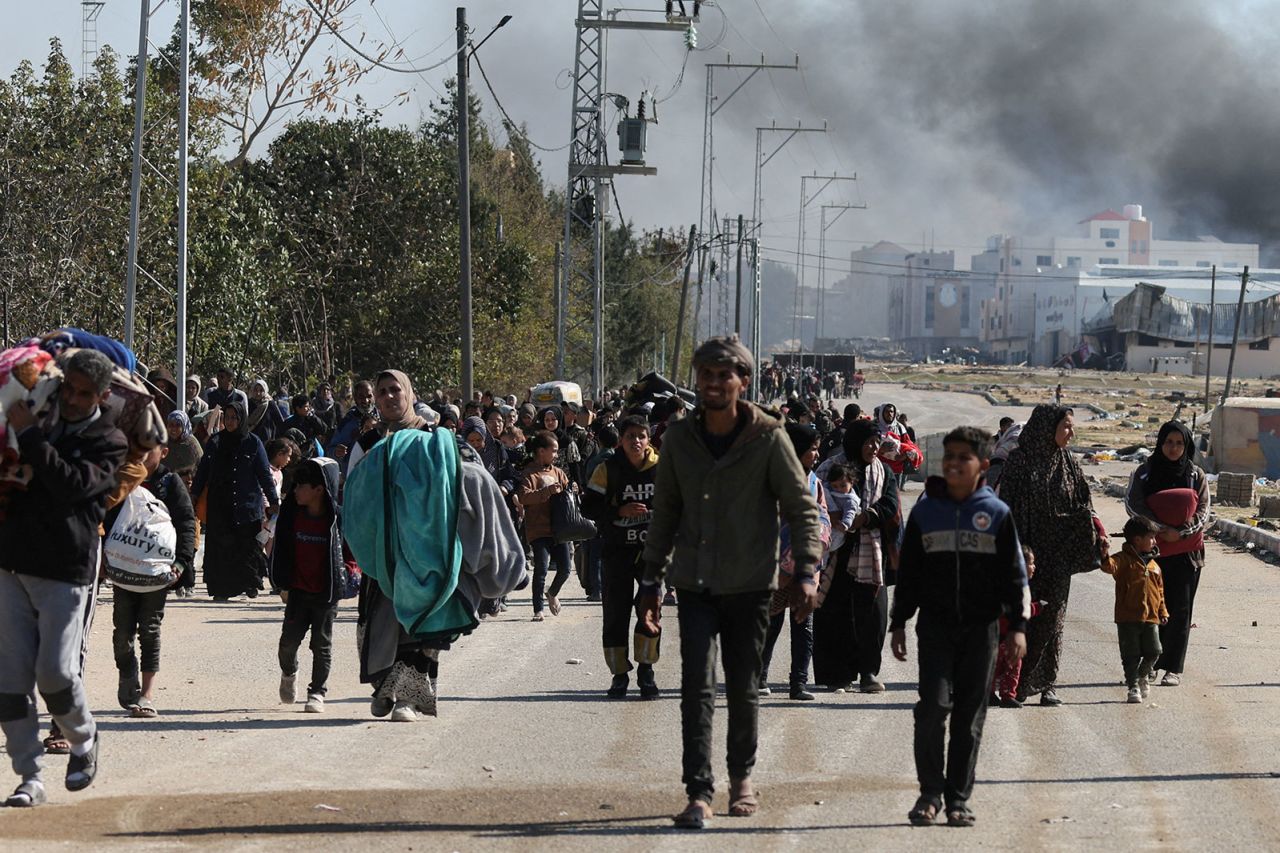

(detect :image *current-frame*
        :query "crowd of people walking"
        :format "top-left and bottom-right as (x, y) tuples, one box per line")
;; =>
(0, 330), (1213, 831)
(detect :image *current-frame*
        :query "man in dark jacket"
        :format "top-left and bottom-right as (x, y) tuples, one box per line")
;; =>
(327, 379), (376, 465)
(282, 394), (331, 453)
(0, 349), (127, 806)
(638, 336), (822, 829)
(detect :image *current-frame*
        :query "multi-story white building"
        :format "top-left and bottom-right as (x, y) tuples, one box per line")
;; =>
(992, 204), (1257, 273)
(978, 204), (1260, 364)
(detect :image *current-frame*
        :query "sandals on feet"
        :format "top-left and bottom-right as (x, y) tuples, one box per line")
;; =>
(43, 732), (70, 755)
(728, 779), (758, 817)
(946, 804), (976, 827)
(672, 800), (713, 829)
(130, 697), (158, 718)
(4, 780), (46, 808)
(908, 796), (941, 826)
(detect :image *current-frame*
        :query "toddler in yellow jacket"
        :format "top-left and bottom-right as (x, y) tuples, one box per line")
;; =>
(1100, 516), (1169, 704)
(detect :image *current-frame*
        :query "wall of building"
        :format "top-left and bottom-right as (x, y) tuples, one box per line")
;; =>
(1126, 340), (1280, 378)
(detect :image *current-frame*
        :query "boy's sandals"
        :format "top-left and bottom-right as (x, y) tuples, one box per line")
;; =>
(4, 780), (46, 807)
(131, 697), (158, 718)
(908, 796), (941, 826)
(946, 804), (976, 827)
(672, 799), (713, 830)
(728, 779), (758, 817)
(43, 730), (70, 755)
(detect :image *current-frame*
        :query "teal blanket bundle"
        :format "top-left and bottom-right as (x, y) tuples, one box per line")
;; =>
(344, 429), (474, 640)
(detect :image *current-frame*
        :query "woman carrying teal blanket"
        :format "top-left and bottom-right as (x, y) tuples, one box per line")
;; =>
(345, 370), (527, 722)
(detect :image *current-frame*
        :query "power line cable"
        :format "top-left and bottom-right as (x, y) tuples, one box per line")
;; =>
(472, 52), (571, 153)
(304, 0), (468, 74)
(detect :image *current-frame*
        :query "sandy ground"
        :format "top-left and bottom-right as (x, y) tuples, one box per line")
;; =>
(2, 390), (1279, 851)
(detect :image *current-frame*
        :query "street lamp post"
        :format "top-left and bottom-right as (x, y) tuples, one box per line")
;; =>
(457, 9), (512, 403)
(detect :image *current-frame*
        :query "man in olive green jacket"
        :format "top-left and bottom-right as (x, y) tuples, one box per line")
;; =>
(638, 336), (822, 828)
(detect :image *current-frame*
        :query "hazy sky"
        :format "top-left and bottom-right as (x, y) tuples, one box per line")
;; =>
(5, 1), (1278, 271)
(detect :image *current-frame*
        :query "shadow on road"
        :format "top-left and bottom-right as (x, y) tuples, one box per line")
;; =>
(988, 771), (1280, 785)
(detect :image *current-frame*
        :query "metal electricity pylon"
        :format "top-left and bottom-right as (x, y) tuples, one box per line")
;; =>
(81, 1), (106, 78)
(558, 2), (686, 394)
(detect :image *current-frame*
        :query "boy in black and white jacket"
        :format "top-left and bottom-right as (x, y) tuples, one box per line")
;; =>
(890, 426), (1028, 829)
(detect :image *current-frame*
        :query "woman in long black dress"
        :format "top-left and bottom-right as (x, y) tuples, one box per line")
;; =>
(998, 404), (1102, 706)
(190, 399), (279, 600)
(812, 418), (901, 693)
(1123, 420), (1211, 686)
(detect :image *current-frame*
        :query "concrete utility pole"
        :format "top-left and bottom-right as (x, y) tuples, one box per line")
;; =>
(749, 121), (825, 365)
(697, 60), (800, 370)
(671, 225), (698, 385)
(123, 0), (149, 350)
(1222, 265), (1250, 402)
(1205, 264), (1215, 411)
(792, 173), (859, 352)
(816, 202), (865, 368)
(554, 241), (565, 378)
(457, 7), (474, 402)
(176, 0), (189, 410)
(735, 214), (745, 336)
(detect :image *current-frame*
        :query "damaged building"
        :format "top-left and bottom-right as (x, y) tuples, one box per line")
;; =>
(1084, 282), (1280, 377)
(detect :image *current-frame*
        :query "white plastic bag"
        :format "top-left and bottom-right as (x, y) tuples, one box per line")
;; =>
(104, 488), (178, 592)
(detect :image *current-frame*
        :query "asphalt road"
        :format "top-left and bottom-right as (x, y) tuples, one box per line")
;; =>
(843, 383), (1039, 436)
(3, 391), (1279, 851)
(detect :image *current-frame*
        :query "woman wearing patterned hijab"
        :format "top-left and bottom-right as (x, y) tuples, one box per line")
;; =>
(997, 404), (1103, 706)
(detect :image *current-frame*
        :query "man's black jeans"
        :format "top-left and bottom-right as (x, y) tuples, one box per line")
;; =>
(676, 588), (770, 804)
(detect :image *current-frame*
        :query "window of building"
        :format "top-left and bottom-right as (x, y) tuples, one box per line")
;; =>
(1036, 255), (1052, 266)
(961, 287), (970, 328)
(1012, 257), (1022, 266)
(1138, 333), (1161, 346)
(1250, 339), (1271, 351)
(1105, 241), (1116, 248)
(1158, 260), (1178, 266)
(1196, 261), (1211, 268)
(925, 286), (935, 327)
(1099, 258), (1119, 265)
(1100, 227), (1120, 239)
(1067, 256), (1081, 267)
